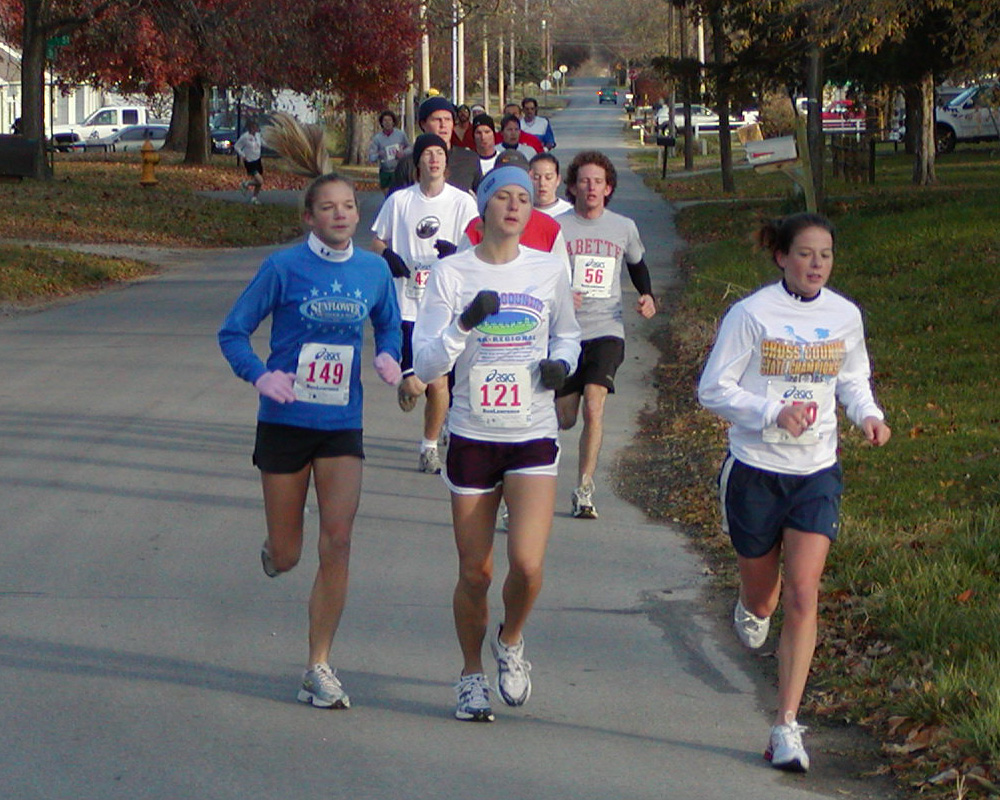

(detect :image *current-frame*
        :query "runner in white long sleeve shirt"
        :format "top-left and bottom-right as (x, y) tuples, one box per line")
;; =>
(413, 166), (580, 724)
(697, 213), (891, 774)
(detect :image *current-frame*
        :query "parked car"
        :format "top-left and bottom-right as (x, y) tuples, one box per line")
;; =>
(598, 86), (619, 105)
(51, 106), (160, 151)
(212, 124), (278, 156)
(211, 128), (237, 154)
(96, 124), (169, 152)
(655, 103), (720, 133)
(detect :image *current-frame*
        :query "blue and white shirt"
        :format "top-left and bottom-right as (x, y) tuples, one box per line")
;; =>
(219, 234), (401, 431)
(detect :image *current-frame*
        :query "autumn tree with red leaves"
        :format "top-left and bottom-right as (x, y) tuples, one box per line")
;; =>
(1, 0), (421, 172)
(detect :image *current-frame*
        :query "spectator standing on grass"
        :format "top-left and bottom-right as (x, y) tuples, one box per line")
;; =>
(697, 212), (891, 774)
(412, 166), (580, 722)
(234, 121), (264, 205)
(218, 173), (402, 710)
(555, 150), (657, 520)
(520, 98), (556, 150)
(368, 111), (410, 195)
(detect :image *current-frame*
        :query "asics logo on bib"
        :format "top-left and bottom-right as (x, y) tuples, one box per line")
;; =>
(484, 369), (518, 383)
(782, 387), (814, 401)
(311, 347), (345, 362)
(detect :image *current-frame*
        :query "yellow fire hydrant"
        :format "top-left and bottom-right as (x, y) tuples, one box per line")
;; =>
(139, 138), (159, 187)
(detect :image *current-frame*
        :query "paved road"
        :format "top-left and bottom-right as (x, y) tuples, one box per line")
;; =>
(0, 80), (847, 800)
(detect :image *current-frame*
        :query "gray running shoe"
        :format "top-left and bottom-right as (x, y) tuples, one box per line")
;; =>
(766, 720), (809, 772)
(454, 672), (495, 722)
(297, 663), (350, 709)
(497, 500), (509, 532)
(734, 598), (770, 649)
(419, 447), (442, 474)
(490, 625), (532, 706)
(397, 383), (418, 412)
(260, 540), (279, 578)
(571, 482), (598, 519)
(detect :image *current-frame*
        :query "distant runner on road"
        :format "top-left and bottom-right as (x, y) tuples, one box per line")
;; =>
(698, 212), (891, 773)
(218, 173), (402, 711)
(413, 166), (580, 722)
(555, 150), (657, 519)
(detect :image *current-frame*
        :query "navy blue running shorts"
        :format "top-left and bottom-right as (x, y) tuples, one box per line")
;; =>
(444, 433), (559, 495)
(556, 336), (625, 397)
(400, 320), (415, 375)
(718, 453), (842, 558)
(253, 422), (363, 474)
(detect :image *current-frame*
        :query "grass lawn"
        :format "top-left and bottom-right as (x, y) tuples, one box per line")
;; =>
(628, 141), (1000, 794)
(0, 151), (378, 305)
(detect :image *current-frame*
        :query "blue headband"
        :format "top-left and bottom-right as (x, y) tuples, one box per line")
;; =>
(476, 166), (534, 216)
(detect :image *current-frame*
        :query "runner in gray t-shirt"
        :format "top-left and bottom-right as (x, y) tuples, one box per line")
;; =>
(555, 150), (657, 519)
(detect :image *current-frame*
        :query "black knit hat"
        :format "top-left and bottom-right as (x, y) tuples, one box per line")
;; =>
(412, 133), (449, 165)
(418, 96), (456, 122)
(472, 113), (496, 132)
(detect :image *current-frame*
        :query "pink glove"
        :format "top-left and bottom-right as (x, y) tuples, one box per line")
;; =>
(254, 371), (297, 403)
(374, 352), (402, 386)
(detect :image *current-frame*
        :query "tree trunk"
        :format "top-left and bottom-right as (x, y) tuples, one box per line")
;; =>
(805, 44), (824, 211)
(912, 71), (936, 185)
(164, 86), (189, 152)
(184, 77), (211, 165)
(344, 110), (373, 166)
(709, 7), (734, 193)
(679, 12), (694, 171)
(20, 2), (52, 178)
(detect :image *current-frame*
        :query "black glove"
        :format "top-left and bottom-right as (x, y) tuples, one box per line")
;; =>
(434, 239), (458, 258)
(459, 290), (500, 331)
(382, 248), (410, 279)
(538, 359), (569, 391)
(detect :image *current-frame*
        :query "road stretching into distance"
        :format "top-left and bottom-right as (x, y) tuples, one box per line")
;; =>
(0, 78), (888, 799)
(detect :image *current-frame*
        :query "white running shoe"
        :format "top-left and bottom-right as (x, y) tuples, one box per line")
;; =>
(490, 625), (532, 706)
(454, 673), (495, 722)
(297, 663), (350, 709)
(766, 720), (809, 772)
(571, 482), (598, 519)
(419, 447), (442, 474)
(733, 598), (770, 649)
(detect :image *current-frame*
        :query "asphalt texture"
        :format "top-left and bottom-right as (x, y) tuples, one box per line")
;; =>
(0, 79), (867, 800)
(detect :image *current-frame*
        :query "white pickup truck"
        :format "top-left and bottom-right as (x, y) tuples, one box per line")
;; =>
(51, 106), (158, 150)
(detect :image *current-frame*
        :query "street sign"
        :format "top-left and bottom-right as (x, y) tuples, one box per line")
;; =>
(559, 65), (568, 74)
(45, 34), (69, 60)
(540, 79), (552, 91)
(552, 70), (562, 82)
